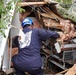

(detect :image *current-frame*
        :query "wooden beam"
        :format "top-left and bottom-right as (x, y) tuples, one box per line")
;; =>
(5, 68), (16, 74)
(42, 18), (62, 29)
(55, 68), (69, 75)
(42, 6), (62, 21)
(41, 13), (54, 19)
(17, 2), (47, 6)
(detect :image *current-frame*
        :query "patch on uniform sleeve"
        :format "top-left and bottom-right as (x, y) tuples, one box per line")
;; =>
(19, 31), (32, 48)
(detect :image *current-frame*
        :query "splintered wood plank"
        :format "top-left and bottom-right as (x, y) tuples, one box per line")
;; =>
(5, 68), (16, 74)
(41, 13), (54, 19)
(18, 2), (47, 6)
(42, 48), (51, 55)
(65, 64), (76, 75)
(42, 18), (62, 29)
(55, 68), (69, 75)
(42, 6), (62, 21)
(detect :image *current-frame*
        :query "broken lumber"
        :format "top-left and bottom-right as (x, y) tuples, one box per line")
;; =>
(42, 6), (62, 21)
(55, 68), (69, 75)
(17, 2), (47, 6)
(42, 18), (62, 29)
(65, 64), (76, 75)
(41, 13), (54, 19)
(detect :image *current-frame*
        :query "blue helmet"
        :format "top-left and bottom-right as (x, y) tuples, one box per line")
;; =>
(22, 18), (33, 27)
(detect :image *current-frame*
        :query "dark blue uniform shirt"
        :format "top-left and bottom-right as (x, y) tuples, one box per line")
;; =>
(12, 27), (59, 70)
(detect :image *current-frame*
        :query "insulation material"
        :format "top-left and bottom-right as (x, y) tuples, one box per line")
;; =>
(65, 64), (76, 75)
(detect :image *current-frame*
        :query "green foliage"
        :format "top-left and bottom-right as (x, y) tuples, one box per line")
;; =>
(16, 5), (25, 13)
(68, 14), (76, 22)
(62, 0), (72, 4)
(0, 0), (25, 37)
(56, 0), (61, 2)
(0, 30), (6, 37)
(14, 0), (25, 13)
(0, 0), (10, 37)
(56, 5), (76, 23)
(56, 0), (72, 9)
(56, 0), (72, 4)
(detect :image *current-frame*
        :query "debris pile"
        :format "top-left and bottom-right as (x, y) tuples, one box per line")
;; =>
(14, 0), (76, 74)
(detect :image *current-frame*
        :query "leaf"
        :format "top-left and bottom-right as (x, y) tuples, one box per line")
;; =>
(0, 0), (22, 37)
(0, 30), (6, 38)
(16, 5), (25, 13)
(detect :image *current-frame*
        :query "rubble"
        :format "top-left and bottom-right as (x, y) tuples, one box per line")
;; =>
(65, 64), (76, 75)
(12, 0), (76, 74)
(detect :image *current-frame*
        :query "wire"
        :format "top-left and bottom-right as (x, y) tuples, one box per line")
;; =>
(8, 24), (20, 29)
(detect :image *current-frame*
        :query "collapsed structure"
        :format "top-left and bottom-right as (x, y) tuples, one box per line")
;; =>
(12, 0), (76, 75)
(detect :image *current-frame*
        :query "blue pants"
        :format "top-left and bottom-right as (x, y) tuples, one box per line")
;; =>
(15, 67), (43, 75)
(12, 55), (43, 75)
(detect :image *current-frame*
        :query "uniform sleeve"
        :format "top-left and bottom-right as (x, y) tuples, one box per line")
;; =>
(12, 36), (19, 48)
(38, 28), (60, 41)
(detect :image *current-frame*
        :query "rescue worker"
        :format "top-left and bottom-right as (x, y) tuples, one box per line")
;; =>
(12, 18), (60, 75)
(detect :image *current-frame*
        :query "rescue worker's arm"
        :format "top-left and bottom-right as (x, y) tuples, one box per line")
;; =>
(38, 28), (60, 41)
